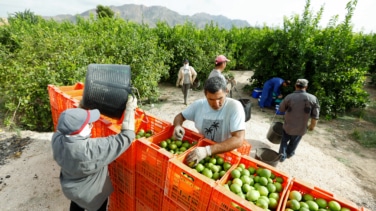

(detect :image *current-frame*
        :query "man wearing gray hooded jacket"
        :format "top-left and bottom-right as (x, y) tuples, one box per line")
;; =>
(51, 96), (137, 211)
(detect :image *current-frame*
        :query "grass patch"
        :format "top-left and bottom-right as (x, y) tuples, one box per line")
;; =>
(335, 157), (350, 166)
(351, 129), (376, 148)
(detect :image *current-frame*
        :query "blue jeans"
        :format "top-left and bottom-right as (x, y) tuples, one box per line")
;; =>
(279, 130), (302, 161)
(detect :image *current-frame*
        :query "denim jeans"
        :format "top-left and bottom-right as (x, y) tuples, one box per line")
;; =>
(279, 129), (302, 161)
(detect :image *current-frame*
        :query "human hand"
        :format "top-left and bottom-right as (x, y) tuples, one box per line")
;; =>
(173, 125), (185, 140)
(185, 146), (212, 167)
(278, 94), (283, 99)
(126, 95), (137, 111)
(307, 124), (315, 131)
(122, 95), (137, 131)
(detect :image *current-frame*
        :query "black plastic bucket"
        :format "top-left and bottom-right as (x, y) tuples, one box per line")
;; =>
(266, 122), (283, 144)
(255, 148), (281, 167)
(81, 64), (132, 119)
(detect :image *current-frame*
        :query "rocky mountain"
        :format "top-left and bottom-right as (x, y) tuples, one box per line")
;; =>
(49, 4), (250, 29)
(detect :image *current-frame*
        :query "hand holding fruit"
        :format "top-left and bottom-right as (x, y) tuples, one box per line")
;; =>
(186, 146), (211, 167)
(173, 125), (185, 140)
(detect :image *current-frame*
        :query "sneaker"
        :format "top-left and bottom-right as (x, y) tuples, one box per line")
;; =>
(287, 153), (295, 158)
(279, 154), (286, 162)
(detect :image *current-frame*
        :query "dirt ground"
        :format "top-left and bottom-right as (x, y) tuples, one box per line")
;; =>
(0, 71), (375, 211)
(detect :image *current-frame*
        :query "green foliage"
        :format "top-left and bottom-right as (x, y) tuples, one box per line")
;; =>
(96, 5), (115, 19)
(155, 21), (229, 86)
(7, 9), (41, 25)
(248, 0), (372, 118)
(1, 0), (376, 131)
(0, 16), (170, 131)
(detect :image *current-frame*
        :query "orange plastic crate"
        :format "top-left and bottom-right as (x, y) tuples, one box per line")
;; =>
(108, 187), (135, 211)
(164, 147), (241, 211)
(108, 154), (135, 211)
(135, 172), (164, 210)
(361, 206), (372, 211)
(50, 106), (60, 131)
(208, 155), (291, 211)
(135, 126), (203, 188)
(281, 178), (360, 211)
(161, 196), (186, 211)
(237, 140), (252, 156)
(109, 152), (136, 196)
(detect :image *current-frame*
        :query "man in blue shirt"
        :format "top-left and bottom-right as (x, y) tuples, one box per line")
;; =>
(259, 77), (290, 111)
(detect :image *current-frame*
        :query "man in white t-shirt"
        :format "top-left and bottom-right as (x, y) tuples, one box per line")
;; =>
(173, 76), (245, 166)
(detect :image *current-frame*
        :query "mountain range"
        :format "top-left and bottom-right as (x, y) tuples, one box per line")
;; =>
(48, 4), (250, 29)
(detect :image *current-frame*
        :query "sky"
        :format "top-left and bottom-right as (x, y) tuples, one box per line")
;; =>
(1, 0), (375, 33)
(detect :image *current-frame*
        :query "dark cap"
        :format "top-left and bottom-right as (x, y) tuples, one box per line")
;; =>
(296, 79), (309, 87)
(183, 59), (189, 63)
(57, 108), (100, 135)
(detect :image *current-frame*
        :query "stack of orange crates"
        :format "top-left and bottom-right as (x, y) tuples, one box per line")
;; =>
(134, 126), (204, 210)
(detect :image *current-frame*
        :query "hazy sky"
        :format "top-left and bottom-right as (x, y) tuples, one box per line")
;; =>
(1, 0), (374, 33)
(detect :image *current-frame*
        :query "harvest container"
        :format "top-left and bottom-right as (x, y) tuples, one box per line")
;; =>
(108, 156), (135, 211)
(135, 126), (202, 188)
(161, 196), (186, 211)
(237, 140), (252, 156)
(252, 88), (262, 99)
(47, 83), (84, 130)
(108, 111), (171, 211)
(135, 172), (164, 211)
(208, 155), (291, 211)
(164, 144), (241, 211)
(281, 178), (360, 211)
(198, 138), (251, 156)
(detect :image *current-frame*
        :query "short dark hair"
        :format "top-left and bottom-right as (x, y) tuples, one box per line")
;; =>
(204, 76), (227, 94)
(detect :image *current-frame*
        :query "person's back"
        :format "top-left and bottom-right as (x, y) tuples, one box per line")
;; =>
(278, 79), (319, 162)
(281, 88), (319, 136)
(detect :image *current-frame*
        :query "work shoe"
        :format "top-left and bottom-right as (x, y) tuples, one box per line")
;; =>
(279, 154), (286, 162)
(287, 153), (295, 159)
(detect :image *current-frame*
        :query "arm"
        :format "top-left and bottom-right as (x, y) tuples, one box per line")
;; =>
(173, 113), (186, 140)
(272, 79), (283, 96)
(308, 118), (318, 131)
(176, 68), (182, 87)
(190, 67), (197, 84)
